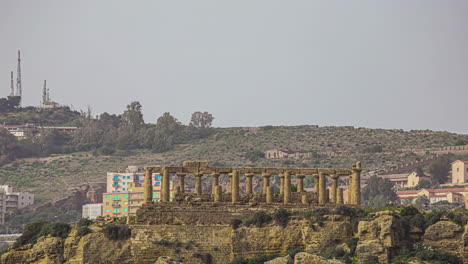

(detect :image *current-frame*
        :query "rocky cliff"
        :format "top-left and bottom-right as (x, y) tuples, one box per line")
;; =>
(2, 212), (468, 264)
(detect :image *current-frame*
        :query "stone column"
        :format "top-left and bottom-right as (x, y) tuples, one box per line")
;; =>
(245, 173), (253, 195)
(177, 173), (186, 193)
(231, 170), (239, 203)
(262, 173), (271, 195)
(337, 188), (344, 204)
(351, 162), (362, 205)
(266, 186), (273, 204)
(284, 171), (291, 204)
(143, 167), (153, 205)
(279, 174), (285, 195)
(214, 186), (222, 202)
(318, 172), (326, 206)
(330, 174), (339, 203)
(301, 193), (308, 205)
(195, 173), (203, 195)
(313, 174), (319, 195)
(162, 168), (170, 202)
(211, 173), (220, 194)
(297, 174), (305, 193)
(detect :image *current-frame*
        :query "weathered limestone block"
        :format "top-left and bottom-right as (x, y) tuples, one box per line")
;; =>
(131, 225), (232, 264)
(154, 256), (183, 264)
(302, 216), (353, 254)
(231, 222), (303, 258)
(423, 219), (463, 255)
(28, 236), (64, 264)
(294, 252), (344, 264)
(265, 255), (292, 264)
(0, 245), (30, 264)
(80, 232), (132, 264)
(356, 211), (403, 264)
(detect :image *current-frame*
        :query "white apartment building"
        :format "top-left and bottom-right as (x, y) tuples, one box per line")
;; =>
(82, 203), (103, 220)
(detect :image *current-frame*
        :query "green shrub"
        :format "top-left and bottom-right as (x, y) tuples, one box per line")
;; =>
(244, 211), (272, 228)
(14, 220), (49, 247)
(76, 226), (92, 237)
(39, 222), (71, 239)
(230, 219), (243, 230)
(77, 218), (92, 227)
(101, 224), (131, 240)
(14, 220), (71, 247)
(273, 208), (290, 228)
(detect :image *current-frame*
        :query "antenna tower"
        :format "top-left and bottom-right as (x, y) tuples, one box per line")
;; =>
(42, 80), (47, 107)
(16, 50), (22, 106)
(9, 71), (14, 96)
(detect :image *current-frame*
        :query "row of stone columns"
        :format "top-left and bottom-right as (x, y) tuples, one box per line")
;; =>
(143, 164), (361, 206)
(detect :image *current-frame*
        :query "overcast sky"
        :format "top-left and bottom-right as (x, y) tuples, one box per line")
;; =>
(1, 1), (467, 133)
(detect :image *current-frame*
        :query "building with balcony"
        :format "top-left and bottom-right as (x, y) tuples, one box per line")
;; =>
(102, 181), (174, 217)
(0, 185), (34, 215)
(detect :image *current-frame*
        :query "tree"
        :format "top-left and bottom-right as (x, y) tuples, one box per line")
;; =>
(121, 101), (144, 131)
(416, 179), (431, 189)
(244, 150), (265, 162)
(362, 176), (398, 208)
(0, 128), (18, 165)
(152, 113), (182, 153)
(414, 195), (430, 210)
(189, 111), (214, 129)
(429, 156), (451, 185)
(189, 111), (214, 138)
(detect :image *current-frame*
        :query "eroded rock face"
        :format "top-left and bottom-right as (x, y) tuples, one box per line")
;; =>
(294, 252), (343, 264)
(424, 219), (463, 255)
(264, 255), (292, 264)
(28, 236), (64, 264)
(355, 210), (403, 264)
(302, 215), (353, 254)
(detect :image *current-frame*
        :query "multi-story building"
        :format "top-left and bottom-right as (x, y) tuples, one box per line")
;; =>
(0, 185), (34, 214)
(452, 160), (468, 184)
(107, 166), (164, 192)
(103, 167), (173, 217)
(82, 203), (103, 219)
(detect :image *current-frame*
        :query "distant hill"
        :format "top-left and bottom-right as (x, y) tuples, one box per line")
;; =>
(0, 106), (80, 126)
(0, 125), (467, 204)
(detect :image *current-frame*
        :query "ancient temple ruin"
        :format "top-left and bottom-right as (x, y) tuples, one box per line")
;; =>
(136, 161), (362, 225)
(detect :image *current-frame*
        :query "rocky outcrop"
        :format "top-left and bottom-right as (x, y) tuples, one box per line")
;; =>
(424, 218), (464, 255)
(1, 227), (132, 264)
(355, 210), (404, 264)
(302, 215), (353, 254)
(5, 214), (468, 264)
(294, 252), (343, 264)
(265, 255), (292, 264)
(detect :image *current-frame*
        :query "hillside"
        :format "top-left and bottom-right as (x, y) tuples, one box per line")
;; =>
(0, 125), (467, 203)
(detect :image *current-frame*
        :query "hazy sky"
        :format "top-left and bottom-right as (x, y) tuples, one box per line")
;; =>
(1, 1), (467, 133)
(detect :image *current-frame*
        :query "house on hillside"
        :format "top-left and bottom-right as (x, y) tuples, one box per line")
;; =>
(397, 187), (466, 204)
(452, 160), (468, 184)
(264, 149), (296, 159)
(379, 171), (431, 188)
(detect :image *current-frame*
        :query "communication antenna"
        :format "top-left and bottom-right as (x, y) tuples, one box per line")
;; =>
(16, 50), (22, 106)
(9, 71), (14, 96)
(42, 80), (47, 107)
